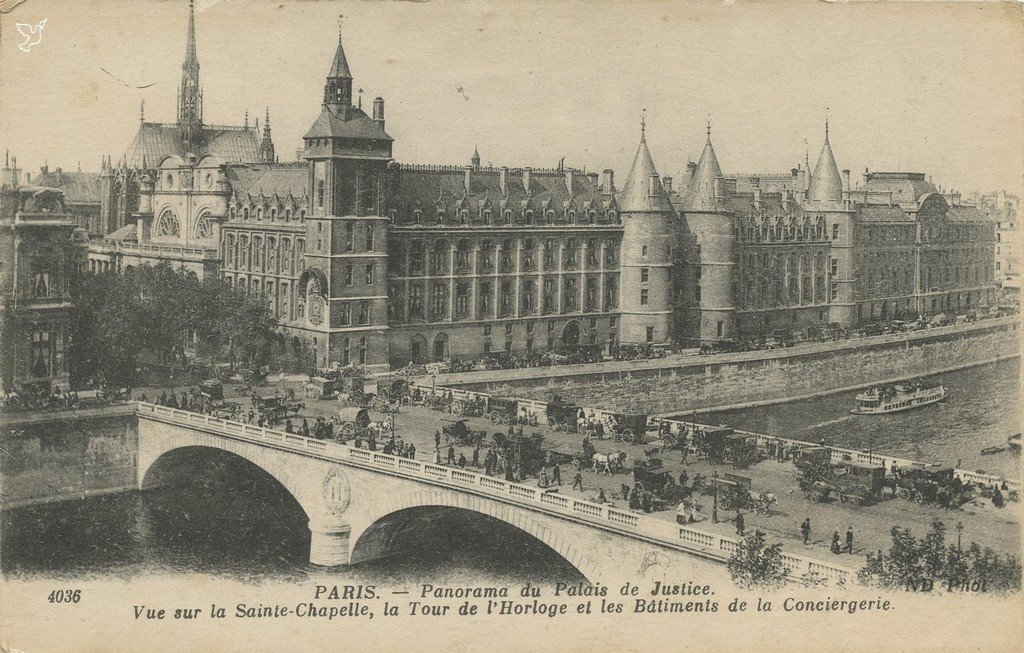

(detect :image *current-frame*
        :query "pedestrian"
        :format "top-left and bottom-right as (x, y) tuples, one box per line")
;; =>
(844, 526), (854, 554)
(434, 430), (441, 448)
(325, 421), (334, 440)
(433, 448), (442, 465)
(301, 419), (310, 437)
(621, 483), (631, 501)
(572, 470), (583, 491)
(408, 443), (416, 459)
(458, 453), (467, 469)
(285, 419), (293, 434)
(472, 445), (480, 468)
(830, 531), (842, 554)
(679, 470), (688, 487)
(776, 438), (785, 462)
(159, 391), (168, 405)
(355, 434), (363, 449)
(447, 445), (455, 465)
(734, 511), (745, 537)
(368, 434), (377, 451)
(801, 517), (811, 545)
(552, 463), (562, 486)
(539, 469), (550, 487)
(680, 444), (688, 464)
(484, 453), (493, 476)
(992, 487), (1005, 508)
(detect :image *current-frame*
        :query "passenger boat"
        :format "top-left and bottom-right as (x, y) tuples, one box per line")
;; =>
(851, 382), (946, 415)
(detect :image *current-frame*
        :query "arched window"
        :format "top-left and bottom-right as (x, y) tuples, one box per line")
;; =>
(525, 210), (534, 224)
(413, 209), (422, 224)
(545, 209), (555, 224)
(156, 209), (180, 237)
(243, 207), (250, 221)
(194, 212), (214, 240)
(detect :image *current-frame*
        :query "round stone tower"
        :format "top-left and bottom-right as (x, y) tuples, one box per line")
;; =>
(617, 125), (676, 346)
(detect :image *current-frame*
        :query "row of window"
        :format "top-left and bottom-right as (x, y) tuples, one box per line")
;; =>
(313, 221), (375, 253)
(389, 277), (618, 323)
(391, 206), (617, 227)
(229, 205), (306, 223)
(392, 237), (617, 277)
(222, 232), (306, 275)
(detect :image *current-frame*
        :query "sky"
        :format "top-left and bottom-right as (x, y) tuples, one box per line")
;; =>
(1, 0), (1022, 196)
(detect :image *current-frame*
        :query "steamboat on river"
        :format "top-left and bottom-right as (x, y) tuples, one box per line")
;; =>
(851, 381), (947, 415)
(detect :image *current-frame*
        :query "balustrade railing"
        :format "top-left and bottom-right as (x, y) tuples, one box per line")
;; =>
(136, 402), (854, 585)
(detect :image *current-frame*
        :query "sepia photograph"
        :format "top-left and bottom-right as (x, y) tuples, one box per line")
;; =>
(0, 0), (1021, 651)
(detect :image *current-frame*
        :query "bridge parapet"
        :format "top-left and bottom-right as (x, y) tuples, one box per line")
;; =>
(136, 403), (855, 584)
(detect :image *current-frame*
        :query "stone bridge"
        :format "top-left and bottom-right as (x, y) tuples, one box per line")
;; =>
(136, 403), (853, 584)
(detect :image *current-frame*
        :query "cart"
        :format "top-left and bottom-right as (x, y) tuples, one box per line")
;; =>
(488, 397), (519, 425)
(606, 413), (650, 445)
(830, 460), (886, 506)
(442, 419), (488, 446)
(632, 460), (689, 510)
(198, 379), (224, 403)
(546, 397), (581, 432)
(337, 407), (371, 437)
(304, 376), (338, 400)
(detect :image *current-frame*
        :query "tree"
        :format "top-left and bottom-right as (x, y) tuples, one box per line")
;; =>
(727, 529), (787, 590)
(859, 519), (1021, 593)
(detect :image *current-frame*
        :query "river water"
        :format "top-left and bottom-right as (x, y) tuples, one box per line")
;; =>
(684, 359), (1021, 479)
(1, 449), (585, 584)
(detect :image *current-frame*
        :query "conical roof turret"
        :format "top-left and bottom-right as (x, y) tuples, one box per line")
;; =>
(807, 119), (843, 203)
(329, 27), (352, 79)
(619, 123), (674, 213)
(683, 122), (723, 212)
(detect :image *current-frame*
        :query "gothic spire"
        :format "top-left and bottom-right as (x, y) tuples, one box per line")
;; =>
(323, 23), (354, 119)
(683, 119), (723, 212)
(259, 107), (276, 163)
(807, 117), (843, 203)
(178, 0), (203, 148)
(619, 122), (673, 213)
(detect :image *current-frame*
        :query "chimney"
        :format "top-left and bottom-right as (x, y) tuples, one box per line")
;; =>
(781, 188), (791, 211)
(464, 165), (472, 195)
(139, 172), (155, 215)
(372, 97), (385, 130)
(662, 175), (673, 194)
(522, 167), (532, 193)
(753, 186), (762, 208)
(602, 169), (614, 194)
(564, 167), (575, 195)
(499, 166), (509, 195)
(842, 169), (851, 192)
(713, 177), (724, 201)
(587, 172), (598, 187)
(648, 173), (660, 197)
(863, 167), (870, 186)
(796, 167), (807, 194)
(686, 161), (697, 178)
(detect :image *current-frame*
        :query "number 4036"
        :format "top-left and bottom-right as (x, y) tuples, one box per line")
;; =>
(48, 589), (81, 603)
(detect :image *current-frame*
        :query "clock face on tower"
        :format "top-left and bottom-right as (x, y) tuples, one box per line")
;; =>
(306, 276), (325, 326)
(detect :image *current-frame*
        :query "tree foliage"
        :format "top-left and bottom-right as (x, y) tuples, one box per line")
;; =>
(68, 264), (279, 387)
(858, 519), (1021, 593)
(727, 529), (788, 590)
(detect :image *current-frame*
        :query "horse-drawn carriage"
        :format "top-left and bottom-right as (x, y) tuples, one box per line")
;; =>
(252, 393), (303, 424)
(889, 464), (970, 507)
(337, 407), (372, 438)
(797, 459), (886, 506)
(546, 396), (581, 432)
(631, 459), (689, 511)
(603, 413), (650, 445)
(452, 394), (487, 418)
(493, 432), (546, 477)
(488, 397), (519, 425)
(700, 428), (762, 468)
(709, 473), (775, 515)
(304, 376), (338, 400)
(442, 419), (488, 446)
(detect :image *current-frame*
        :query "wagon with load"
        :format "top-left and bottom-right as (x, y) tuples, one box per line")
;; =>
(493, 431), (546, 477)
(442, 419), (488, 446)
(700, 428), (761, 468)
(631, 459), (690, 511)
(889, 463), (970, 507)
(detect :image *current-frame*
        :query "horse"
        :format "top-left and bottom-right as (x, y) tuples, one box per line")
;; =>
(592, 451), (628, 475)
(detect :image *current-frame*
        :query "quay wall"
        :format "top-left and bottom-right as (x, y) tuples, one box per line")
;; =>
(447, 318), (1021, 415)
(0, 407), (138, 509)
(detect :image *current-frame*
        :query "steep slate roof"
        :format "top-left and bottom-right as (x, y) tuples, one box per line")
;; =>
(807, 124), (843, 203)
(723, 194), (806, 218)
(683, 131), (723, 212)
(618, 131), (674, 213)
(34, 170), (102, 205)
(125, 122), (261, 168)
(224, 162), (308, 200)
(328, 31), (353, 78)
(946, 205), (993, 223)
(857, 206), (917, 222)
(863, 172), (938, 204)
(303, 106), (391, 141)
(387, 165), (609, 217)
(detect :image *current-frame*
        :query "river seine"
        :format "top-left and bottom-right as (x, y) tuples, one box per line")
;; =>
(686, 359), (1021, 479)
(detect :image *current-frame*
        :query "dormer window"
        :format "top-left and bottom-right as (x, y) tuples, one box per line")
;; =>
(285, 209), (292, 221)
(459, 209), (469, 224)
(271, 209), (277, 220)
(588, 210), (597, 223)
(242, 207), (249, 221)
(413, 209), (422, 224)
(256, 208), (263, 220)
(503, 210), (512, 225)
(545, 209), (555, 224)
(483, 209), (492, 223)
(525, 210), (534, 224)
(568, 210), (576, 222)
(608, 210), (618, 223)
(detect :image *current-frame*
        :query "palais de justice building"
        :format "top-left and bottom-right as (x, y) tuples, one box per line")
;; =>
(63, 2), (995, 371)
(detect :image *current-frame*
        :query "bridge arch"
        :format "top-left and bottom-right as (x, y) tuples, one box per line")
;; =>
(347, 490), (598, 581)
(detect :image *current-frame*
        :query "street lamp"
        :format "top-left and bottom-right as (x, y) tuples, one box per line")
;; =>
(712, 470), (719, 523)
(956, 521), (964, 551)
